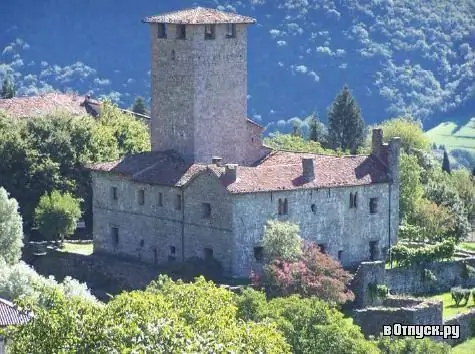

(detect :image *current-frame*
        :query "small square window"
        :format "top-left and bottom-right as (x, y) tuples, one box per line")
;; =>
(137, 189), (145, 205)
(111, 227), (119, 245)
(226, 23), (236, 38)
(176, 24), (186, 39)
(369, 198), (378, 214)
(205, 24), (216, 40)
(202, 203), (211, 218)
(204, 248), (213, 260)
(111, 187), (118, 201)
(254, 247), (264, 262)
(157, 23), (167, 39)
(158, 192), (163, 207)
(175, 194), (182, 210)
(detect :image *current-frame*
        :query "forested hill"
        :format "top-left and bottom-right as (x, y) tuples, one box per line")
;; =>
(1, 0), (474, 132)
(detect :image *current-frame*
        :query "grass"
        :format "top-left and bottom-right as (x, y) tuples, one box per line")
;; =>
(426, 117), (475, 151)
(452, 337), (475, 354)
(427, 291), (475, 319)
(459, 242), (475, 252)
(59, 242), (93, 255)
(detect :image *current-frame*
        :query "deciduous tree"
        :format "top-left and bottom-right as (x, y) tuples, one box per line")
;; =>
(1, 76), (15, 99)
(262, 220), (302, 262)
(0, 188), (23, 264)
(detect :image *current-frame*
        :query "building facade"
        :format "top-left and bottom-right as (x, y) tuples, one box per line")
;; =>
(88, 7), (401, 278)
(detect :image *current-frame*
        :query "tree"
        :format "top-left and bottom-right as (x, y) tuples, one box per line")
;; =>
(291, 120), (303, 138)
(307, 113), (326, 144)
(373, 117), (431, 153)
(263, 132), (332, 154)
(377, 336), (450, 353)
(255, 242), (354, 304)
(399, 152), (424, 220)
(327, 85), (365, 154)
(131, 96), (147, 115)
(236, 289), (377, 354)
(7, 277), (290, 353)
(0, 188), (23, 264)
(34, 190), (81, 244)
(1, 76), (15, 99)
(442, 149), (451, 174)
(261, 220), (302, 262)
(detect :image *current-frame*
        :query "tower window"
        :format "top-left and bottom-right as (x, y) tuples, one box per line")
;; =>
(369, 198), (378, 214)
(204, 24), (216, 40)
(202, 203), (211, 218)
(226, 23), (236, 38)
(111, 187), (118, 201)
(157, 24), (167, 39)
(137, 189), (145, 205)
(176, 24), (186, 39)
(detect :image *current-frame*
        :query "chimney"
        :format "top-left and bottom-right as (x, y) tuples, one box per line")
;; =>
(372, 128), (383, 157)
(302, 156), (315, 182)
(212, 156), (223, 166)
(224, 164), (238, 183)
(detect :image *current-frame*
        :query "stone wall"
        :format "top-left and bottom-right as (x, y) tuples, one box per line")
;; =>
(351, 261), (386, 308)
(444, 310), (475, 346)
(386, 258), (475, 295)
(353, 297), (443, 338)
(232, 183), (394, 278)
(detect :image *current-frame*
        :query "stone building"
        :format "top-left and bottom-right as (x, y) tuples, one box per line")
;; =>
(88, 7), (401, 278)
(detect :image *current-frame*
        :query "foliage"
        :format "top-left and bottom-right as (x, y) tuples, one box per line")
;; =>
(0, 187), (23, 264)
(327, 85), (365, 154)
(307, 113), (327, 144)
(0, 105), (150, 232)
(1, 76), (15, 99)
(263, 132), (335, 154)
(399, 152), (424, 220)
(442, 149), (451, 174)
(367, 283), (388, 300)
(131, 96), (147, 115)
(0, 259), (96, 305)
(451, 287), (471, 307)
(375, 117), (431, 152)
(6, 277), (290, 353)
(450, 169), (475, 221)
(261, 220), (302, 262)
(460, 263), (475, 282)
(235, 289), (378, 354)
(390, 239), (455, 267)
(254, 242), (354, 305)
(422, 268), (437, 283)
(34, 190), (81, 243)
(376, 336), (451, 354)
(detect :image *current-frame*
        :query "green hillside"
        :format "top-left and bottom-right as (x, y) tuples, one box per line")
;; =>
(425, 117), (475, 169)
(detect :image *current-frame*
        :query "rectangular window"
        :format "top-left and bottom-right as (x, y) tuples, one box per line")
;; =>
(137, 189), (145, 205)
(175, 194), (182, 210)
(176, 24), (186, 39)
(254, 247), (264, 263)
(202, 203), (211, 218)
(168, 246), (176, 262)
(111, 187), (118, 201)
(278, 198), (288, 215)
(369, 198), (378, 214)
(157, 23), (167, 39)
(226, 23), (236, 38)
(204, 248), (213, 260)
(111, 226), (119, 245)
(350, 192), (358, 208)
(204, 24), (216, 40)
(318, 243), (326, 254)
(158, 192), (163, 207)
(338, 250), (343, 261)
(369, 241), (379, 261)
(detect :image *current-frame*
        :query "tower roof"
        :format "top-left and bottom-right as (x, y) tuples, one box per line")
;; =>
(142, 7), (256, 25)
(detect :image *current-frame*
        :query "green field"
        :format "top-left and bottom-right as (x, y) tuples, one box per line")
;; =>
(452, 337), (475, 353)
(59, 242), (93, 255)
(426, 117), (475, 151)
(427, 291), (475, 319)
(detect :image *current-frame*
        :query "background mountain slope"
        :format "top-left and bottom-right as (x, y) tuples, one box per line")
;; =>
(1, 0), (474, 133)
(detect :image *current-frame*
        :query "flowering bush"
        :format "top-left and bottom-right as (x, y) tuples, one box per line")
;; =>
(253, 242), (354, 305)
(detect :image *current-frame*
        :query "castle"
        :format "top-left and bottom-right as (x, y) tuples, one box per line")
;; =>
(88, 7), (401, 278)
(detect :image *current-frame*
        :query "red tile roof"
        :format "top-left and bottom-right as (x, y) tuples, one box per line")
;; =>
(0, 92), (86, 118)
(143, 7), (256, 25)
(87, 150), (389, 193)
(0, 298), (31, 327)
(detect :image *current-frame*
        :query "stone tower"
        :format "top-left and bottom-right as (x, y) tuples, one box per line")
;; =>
(143, 7), (256, 164)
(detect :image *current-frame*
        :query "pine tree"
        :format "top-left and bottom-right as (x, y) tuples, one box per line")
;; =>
(1, 77), (15, 99)
(442, 149), (451, 174)
(131, 96), (146, 115)
(327, 85), (365, 154)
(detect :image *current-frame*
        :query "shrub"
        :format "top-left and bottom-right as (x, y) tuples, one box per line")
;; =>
(422, 268), (437, 283)
(390, 239), (455, 267)
(377, 336), (451, 353)
(368, 283), (388, 300)
(451, 287), (471, 307)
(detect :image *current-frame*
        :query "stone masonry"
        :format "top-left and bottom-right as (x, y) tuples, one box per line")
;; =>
(88, 7), (401, 278)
